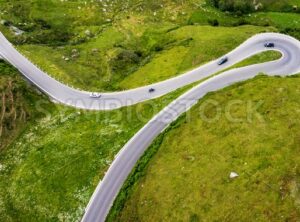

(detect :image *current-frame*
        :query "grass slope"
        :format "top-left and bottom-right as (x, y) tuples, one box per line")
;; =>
(1, 0), (296, 91)
(0, 67), (190, 221)
(114, 74), (300, 222)
(0, 0), (299, 221)
(0, 46), (281, 221)
(0, 61), (51, 150)
(16, 25), (275, 91)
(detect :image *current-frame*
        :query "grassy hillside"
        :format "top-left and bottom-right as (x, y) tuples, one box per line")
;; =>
(112, 74), (300, 222)
(16, 25), (276, 91)
(0, 69), (191, 221)
(0, 0), (299, 222)
(206, 0), (300, 13)
(0, 0), (204, 91)
(0, 0), (298, 91)
(15, 25), (277, 91)
(0, 48), (280, 222)
(0, 61), (52, 150)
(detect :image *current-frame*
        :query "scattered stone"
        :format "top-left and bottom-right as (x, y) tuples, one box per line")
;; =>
(0, 19), (9, 26)
(255, 3), (263, 10)
(92, 48), (99, 53)
(10, 26), (24, 35)
(229, 172), (239, 179)
(84, 29), (91, 36)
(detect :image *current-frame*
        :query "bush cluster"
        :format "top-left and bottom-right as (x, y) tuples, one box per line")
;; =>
(207, 0), (300, 14)
(207, 0), (254, 14)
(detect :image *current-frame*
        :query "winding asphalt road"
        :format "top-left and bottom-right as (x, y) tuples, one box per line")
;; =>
(0, 32), (298, 110)
(1, 32), (300, 221)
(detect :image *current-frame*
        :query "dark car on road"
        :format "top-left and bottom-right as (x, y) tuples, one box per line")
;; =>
(149, 88), (155, 93)
(218, 57), (228, 65)
(264, 42), (275, 48)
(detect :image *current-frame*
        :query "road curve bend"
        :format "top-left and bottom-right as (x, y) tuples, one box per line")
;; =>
(0, 32), (298, 110)
(81, 33), (300, 222)
(1, 32), (300, 221)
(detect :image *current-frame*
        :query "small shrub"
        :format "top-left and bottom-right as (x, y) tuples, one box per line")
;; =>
(208, 19), (219, 26)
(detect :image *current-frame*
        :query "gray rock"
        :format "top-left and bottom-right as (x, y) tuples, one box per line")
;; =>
(229, 172), (239, 179)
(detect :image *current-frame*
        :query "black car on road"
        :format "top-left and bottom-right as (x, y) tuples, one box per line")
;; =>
(218, 57), (228, 65)
(264, 42), (275, 48)
(149, 88), (155, 93)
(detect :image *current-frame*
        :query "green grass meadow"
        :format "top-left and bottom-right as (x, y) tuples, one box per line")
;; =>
(113, 75), (300, 222)
(0, 0), (300, 221)
(0, 64), (189, 221)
